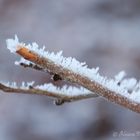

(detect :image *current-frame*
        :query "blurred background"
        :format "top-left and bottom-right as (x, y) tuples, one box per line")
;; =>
(0, 0), (140, 139)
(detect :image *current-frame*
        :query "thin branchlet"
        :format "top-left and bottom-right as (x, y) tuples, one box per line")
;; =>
(18, 62), (63, 80)
(0, 82), (98, 104)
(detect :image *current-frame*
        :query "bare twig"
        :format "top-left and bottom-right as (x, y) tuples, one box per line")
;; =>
(14, 46), (140, 113)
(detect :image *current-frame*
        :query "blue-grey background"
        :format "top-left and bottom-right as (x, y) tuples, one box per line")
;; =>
(0, 0), (140, 140)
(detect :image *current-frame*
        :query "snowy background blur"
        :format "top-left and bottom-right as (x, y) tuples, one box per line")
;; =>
(0, 0), (140, 140)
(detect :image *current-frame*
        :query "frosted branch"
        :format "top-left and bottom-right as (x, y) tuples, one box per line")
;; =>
(0, 82), (98, 104)
(5, 36), (140, 113)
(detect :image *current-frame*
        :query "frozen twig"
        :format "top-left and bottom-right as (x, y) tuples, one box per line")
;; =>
(0, 82), (98, 104)
(16, 60), (46, 72)
(15, 59), (62, 81)
(5, 36), (140, 113)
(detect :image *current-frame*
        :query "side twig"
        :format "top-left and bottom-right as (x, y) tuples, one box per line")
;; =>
(0, 83), (98, 104)
(17, 61), (62, 81)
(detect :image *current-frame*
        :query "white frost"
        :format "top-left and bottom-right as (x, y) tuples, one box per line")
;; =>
(2, 81), (35, 89)
(115, 71), (126, 83)
(120, 78), (137, 91)
(35, 83), (91, 96)
(6, 35), (20, 53)
(15, 58), (32, 66)
(1, 81), (92, 97)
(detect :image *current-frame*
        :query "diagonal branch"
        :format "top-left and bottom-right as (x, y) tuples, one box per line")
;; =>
(6, 36), (140, 113)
